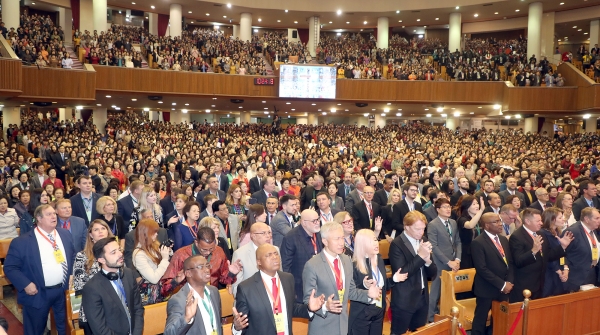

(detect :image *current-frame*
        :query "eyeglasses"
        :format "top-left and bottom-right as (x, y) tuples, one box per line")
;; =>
(185, 263), (212, 271)
(253, 231), (272, 236)
(304, 218), (320, 224)
(199, 246), (215, 254)
(341, 219), (354, 225)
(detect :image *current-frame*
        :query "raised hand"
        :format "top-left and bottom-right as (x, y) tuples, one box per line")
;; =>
(417, 241), (432, 260)
(167, 215), (179, 226)
(228, 259), (243, 274)
(232, 307), (249, 331)
(184, 290), (197, 323)
(374, 216), (383, 232)
(557, 231), (574, 249)
(325, 294), (343, 314)
(479, 196), (486, 212)
(532, 234), (543, 254)
(307, 289), (325, 312)
(393, 268), (408, 283)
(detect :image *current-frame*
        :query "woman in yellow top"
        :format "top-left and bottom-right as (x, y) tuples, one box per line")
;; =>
(337, 66), (345, 78)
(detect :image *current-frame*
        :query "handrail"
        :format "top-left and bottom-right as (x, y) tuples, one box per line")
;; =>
(0, 34), (18, 59)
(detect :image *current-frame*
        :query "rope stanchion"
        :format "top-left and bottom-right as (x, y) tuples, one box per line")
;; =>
(457, 322), (468, 335)
(506, 302), (525, 335)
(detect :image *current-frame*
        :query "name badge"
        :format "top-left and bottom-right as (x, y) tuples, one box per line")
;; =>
(212, 330), (217, 335)
(593, 247), (598, 261)
(370, 219), (373, 229)
(54, 249), (66, 264)
(375, 298), (382, 308)
(274, 313), (285, 333)
(227, 238), (232, 250)
(338, 288), (345, 302)
(560, 257), (565, 266)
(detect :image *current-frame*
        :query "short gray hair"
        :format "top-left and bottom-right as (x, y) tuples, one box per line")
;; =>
(320, 221), (343, 240)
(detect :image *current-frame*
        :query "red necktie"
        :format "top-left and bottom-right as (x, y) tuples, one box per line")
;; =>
(311, 234), (318, 254)
(333, 259), (343, 290)
(63, 220), (71, 230)
(272, 277), (282, 313)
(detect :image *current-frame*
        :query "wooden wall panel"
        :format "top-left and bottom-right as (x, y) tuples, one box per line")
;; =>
(21, 66), (96, 100)
(93, 66), (279, 98)
(505, 87), (577, 112)
(0, 59), (22, 96)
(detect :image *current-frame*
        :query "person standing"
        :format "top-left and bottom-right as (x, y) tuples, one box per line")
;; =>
(164, 255), (223, 335)
(471, 213), (515, 335)
(391, 183), (423, 234)
(427, 198), (462, 322)
(82, 236), (144, 334)
(389, 211), (437, 334)
(302, 222), (380, 335)
(232, 243), (325, 335)
(563, 207), (600, 292)
(55, 198), (88, 253)
(4, 204), (75, 335)
(509, 208), (573, 302)
(271, 194), (299, 248)
(70, 176), (100, 227)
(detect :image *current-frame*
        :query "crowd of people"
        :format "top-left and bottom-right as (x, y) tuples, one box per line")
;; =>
(1, 109), (600, 334)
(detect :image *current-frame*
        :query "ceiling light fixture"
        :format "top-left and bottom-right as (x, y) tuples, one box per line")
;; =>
(417, 19), (421, 21)
(515, 9), (520, 12)
(456, 6), (460, 9)
(364, 21), (367, 24)
(258, 18), (262, 22)
(396, 113), (402, 116)
(294, 21), (298, 24)
(435, 18), (439, 20)
(426, 114), (432, 117)
(396, 10), (400, 13)
(285, 9), (288, 12)
(131, 98), (137, 101)
(495, 12), (499, 14)
(337, 9), (342, 15)
(106, 95), (111, 98)
(150, 5), (155, 9)
(188, 11), (192, 13)
(206, 13), (210, 16)
(399, 20), (403, 22)
(474, 14), (479, 17)
(277, 20), (281, 22)
(227, 3), (232, 8)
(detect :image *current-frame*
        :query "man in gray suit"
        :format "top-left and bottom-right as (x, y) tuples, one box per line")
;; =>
(164, 255), (223, 335)
(302, 222), (380, 335)
(498, 177), (525, 206)
(55, 199), (87, 253)
(271, 194), (299, 248)
(344, 176), (366, 214)
(498, 204), (519, 237)
(231, 222), (280, 297)
(30, 162), (48, 189)
(427, 198), (462, 322)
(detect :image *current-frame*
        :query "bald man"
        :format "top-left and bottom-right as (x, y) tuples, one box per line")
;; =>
(471, 213), (515, 335)
(233, 244), (325, 335)
(280, 209), (323, 302)
(231, 222), (281, 297)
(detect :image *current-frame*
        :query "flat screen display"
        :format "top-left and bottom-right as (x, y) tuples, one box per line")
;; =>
(279, 65), (337, 99)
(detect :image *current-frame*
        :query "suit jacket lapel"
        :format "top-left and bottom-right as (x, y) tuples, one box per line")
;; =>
(319, 252), (339, 296)
(483, 233), (506, 263)
(254, 272), (278, 329)
(400, 233), (416, 256)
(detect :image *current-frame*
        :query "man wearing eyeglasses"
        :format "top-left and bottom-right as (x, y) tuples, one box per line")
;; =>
(164, 254), (223, 335)
(231, 223), (280, 297)
(427, 197), (462, 322)
(281, 209), (323, 303)
(160, 227), (243, 298)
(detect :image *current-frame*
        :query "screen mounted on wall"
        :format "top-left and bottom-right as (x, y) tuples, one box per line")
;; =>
(279, 65), (337, 99)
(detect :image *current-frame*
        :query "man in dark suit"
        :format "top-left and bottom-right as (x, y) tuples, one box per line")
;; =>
(251, 176), (277, 207)
(508, 208), (573, 302)
(450, 177), (470, 206)
(188, 159), (200, 182)
(164, 254), (223, 335)
(529, 188), (552, 212)
(337, 168), (355, 203)
(427, 198), (462, 322)
(351, 186), (383, 238)
(280, 209), (323, 303)
(373, 177), (394, 207)
(233, 244), (325, 335)
(53, 145), (68, 186)
(300, 175), (325, 210)
(197, 176), (226, 210)
(56, 198), (88, 253)
(82, 237), (144, 335)
(390, 182), (423, 236)
(389, 210), (437, 334)
(572, 180), (600, 221)
(159, 187), (181, 224)
(165, 163), (180, 183)
(4, 204), (75, 335)
(118, 180), (145, 228)
(471, 213), (515, 335)
(483, 193), (502, 215)
(474, 179), (495, 208)
(498, 176), (525, 206)
(315, 191), (340, 225)
(211, 161), (230, 193)
(249, 167), (266, 194)
(70, 176), (100, 226)
(563, 207), (600, 292)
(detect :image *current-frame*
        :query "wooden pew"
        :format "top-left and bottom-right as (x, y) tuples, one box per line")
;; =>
(220, 288), (234, 319)
(439, 268), (481, 331)
(142, 301), (168, 335)
(493, 288), (600, 335)
(65, 290), (84, 335)
(0, 239), (12, 299)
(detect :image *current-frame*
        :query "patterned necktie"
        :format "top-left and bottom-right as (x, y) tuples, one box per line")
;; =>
(47, 233), (68, 286)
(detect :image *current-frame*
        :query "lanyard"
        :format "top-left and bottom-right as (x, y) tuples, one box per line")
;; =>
(310, 234), (318, 255)
(344, 235), (354, 253)
(262, 277), (282, 314)
(37, 227), (58, 249)
(187, 219), (198, 239)
(199, 287), (215, 331)
(326, 257), (343, 290)
(371, 262), (381, 287)
(585, 228), (597, 248)
(321, 212), (331, 222)
(492, 236), (506, 258)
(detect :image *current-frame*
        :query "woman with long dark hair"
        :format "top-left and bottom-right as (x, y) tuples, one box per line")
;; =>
(455, 195), (485, 269)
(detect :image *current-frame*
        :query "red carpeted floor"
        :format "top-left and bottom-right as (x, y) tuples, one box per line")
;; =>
(0, 302), (22, 335)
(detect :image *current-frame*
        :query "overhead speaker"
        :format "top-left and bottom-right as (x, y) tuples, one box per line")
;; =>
(148, 96), (162, 101)
(33, 102), (53, 107)
(355, 103), (368, 108)
(522, 114), (535, 118)
(230, 99), (244, 104)
(292, 30), (298, 38)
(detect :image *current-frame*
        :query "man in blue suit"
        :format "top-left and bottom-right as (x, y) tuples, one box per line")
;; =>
(280, 209), (323, 303)
(4, 204), (75, 335)
(563, 207), (600, 292)
(70, 176), (100, 226)
(55, 198), (88, 253)
(118, 180), (144, 229)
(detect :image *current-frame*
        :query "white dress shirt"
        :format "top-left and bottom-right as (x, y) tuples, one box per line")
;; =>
(189, 284), (217, 335)
(34, 227), (66, 286)
(405, 233), (425, 289)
